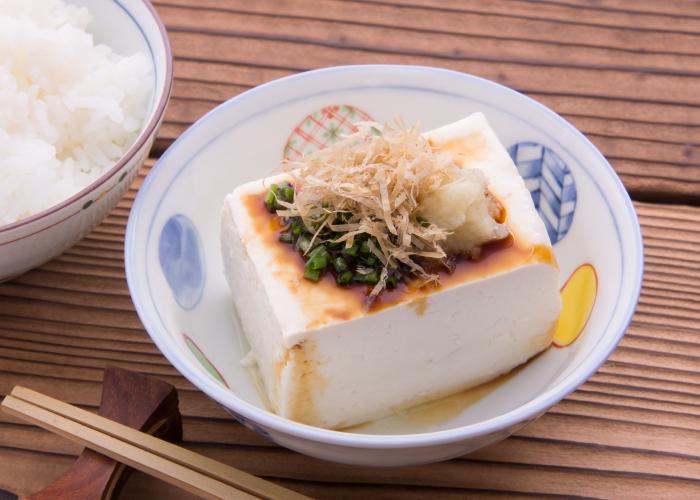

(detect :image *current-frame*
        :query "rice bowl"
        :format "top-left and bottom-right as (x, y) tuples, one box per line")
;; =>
(0, 0), (172, 281)
(0, 0), (153, 225)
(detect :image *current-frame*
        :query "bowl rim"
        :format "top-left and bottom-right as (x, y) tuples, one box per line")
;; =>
(126, 64), (644, 449)
(0, 0), (173, 235)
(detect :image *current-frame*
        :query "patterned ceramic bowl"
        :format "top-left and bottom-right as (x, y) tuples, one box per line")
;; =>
(0, 0), (172, 281)
(126, 65), (643, 466)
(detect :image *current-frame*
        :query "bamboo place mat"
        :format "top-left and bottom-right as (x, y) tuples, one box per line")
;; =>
(1, 1), (699, 498)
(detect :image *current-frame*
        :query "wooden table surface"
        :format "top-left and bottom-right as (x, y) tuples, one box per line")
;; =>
(2, 1), (700, 498)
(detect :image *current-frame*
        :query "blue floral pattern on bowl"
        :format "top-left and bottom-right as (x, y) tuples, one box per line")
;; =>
(158, 214), (205, 309)
(508, 142), (577, 244)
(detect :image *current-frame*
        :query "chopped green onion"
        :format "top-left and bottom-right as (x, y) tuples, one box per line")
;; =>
(365, 271), (379, 284)
(281, 186), (294, 203)
(307, 219), (321, 232)
(307, 244), (326, 258)
(355, 270), (379, 284)
(307, 246), (330, 270)
(336, 270), (353, 285)
(307, 257), (328, 271)
(341, 242), (360, 258)
(332, 256), (349, 273)
(291, 219), (303, 236)
(279, 231), (294, 244)
(265, 193), (410, 294)
(360, 240), (371, 255)
(303, 268), (322, 282)
(296, 235), (312, 253)
(264, 190), (277, 213)
(328, 235), (345, 251)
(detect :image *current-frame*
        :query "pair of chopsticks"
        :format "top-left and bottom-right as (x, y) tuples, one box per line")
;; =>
(2, 387), (309, 500)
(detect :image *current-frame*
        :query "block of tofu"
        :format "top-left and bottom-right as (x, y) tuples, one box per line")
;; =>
(220, 113), (561, 429)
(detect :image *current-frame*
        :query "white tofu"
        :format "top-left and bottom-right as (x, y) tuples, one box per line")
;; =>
(220, 113), (561, 429)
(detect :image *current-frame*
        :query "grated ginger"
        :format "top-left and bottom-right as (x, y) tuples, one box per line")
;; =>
(278, 118), (508, 298)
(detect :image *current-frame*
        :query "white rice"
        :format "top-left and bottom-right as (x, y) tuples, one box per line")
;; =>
(0, 0), (153, 225)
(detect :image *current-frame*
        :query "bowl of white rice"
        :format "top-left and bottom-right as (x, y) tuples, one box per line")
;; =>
(0, 0), (172, 281)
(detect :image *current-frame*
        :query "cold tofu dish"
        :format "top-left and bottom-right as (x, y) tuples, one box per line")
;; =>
(220, 112), (562, 429)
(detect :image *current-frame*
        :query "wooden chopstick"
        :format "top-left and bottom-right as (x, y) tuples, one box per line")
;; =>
(2, 386), (310, 500)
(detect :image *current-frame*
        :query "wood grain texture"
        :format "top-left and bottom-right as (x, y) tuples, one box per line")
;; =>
(1, 0), (699, 498)
(149, 0), (700, 203)
(1, 162), (699, 498)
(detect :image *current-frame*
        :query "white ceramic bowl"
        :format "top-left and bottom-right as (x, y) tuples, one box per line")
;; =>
(126, 65), (643, 466)
(0, 0), (172, 281)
